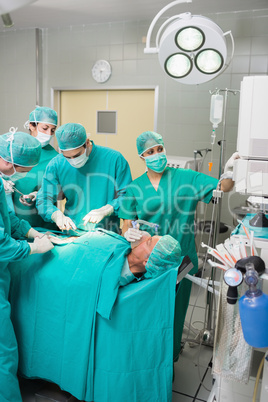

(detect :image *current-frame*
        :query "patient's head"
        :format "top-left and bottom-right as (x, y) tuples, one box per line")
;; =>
(127, 234), (181, 279)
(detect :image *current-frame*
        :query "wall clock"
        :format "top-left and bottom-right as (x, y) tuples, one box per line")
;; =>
(92, 59), (112, 83)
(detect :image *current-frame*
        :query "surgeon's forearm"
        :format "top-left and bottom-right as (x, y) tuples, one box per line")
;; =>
(36, 197), (58, 222)
(8, 209), (31, 239)
(110, 189), (127, 215)
(121, 219), (133, 236)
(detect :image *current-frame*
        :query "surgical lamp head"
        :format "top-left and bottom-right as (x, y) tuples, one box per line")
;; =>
(56, 123), (87, 151)
(144, 1), (234, 85)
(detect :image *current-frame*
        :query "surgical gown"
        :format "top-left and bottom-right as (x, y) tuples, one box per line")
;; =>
(0, 178), (31, 402)
(12, 144), (58, 229)
(36, 142), (132, 232)
(119, 167), (218, 359)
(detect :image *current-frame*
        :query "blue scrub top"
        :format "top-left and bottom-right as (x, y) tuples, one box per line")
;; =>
(36, 142), (132, 232)
(119, 167), (218, 271)
(0, 178), (31, 264)
(12, 144), (58, 229)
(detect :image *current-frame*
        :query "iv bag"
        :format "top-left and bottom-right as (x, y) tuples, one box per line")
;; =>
(210, 94), (223, 128)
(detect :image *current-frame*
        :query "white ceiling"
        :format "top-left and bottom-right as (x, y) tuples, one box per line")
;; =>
(1, 0), (268, 31)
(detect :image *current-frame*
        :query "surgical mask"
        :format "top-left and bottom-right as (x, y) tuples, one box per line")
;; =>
(144, 151), (167, 173)
(0, 172), (11, 180)
(10, 171), (28, 181)
(0, 168), (27, 182)
(66, 149), (88, 169)
(36, 130), (51, 147)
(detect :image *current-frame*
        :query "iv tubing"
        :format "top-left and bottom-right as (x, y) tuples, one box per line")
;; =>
(185, 274), (220, 296)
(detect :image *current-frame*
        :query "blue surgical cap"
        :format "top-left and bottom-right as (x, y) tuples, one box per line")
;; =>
(56, 123), (87, 151)
(0, 131), (41, 167)
(136, 131), (165, 156)
(29, 106), (58, 126)
(144, 235), (182, 279)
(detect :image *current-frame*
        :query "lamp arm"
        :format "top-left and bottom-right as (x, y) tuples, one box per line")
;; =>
(144, 0), (192, 54)
(221, 31), (235, 71)
(155, 12), (192, 50)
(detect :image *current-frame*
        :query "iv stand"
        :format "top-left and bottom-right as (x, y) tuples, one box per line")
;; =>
(184, 88), (239, 347)
(210, 88), (239, 245)
(205, 88), (239, 343)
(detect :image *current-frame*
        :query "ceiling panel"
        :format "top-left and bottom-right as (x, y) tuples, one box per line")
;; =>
(0, 0), (267, 31)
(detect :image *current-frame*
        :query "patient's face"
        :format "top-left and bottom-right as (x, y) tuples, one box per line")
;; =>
(131, 231), (151, 249)
(132, 235), (161, 260)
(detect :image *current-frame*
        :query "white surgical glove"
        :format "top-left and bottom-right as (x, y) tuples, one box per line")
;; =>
(26, 228), (44, 239)
(124, 225), (143, 242)
(51, 210), (77, 231)
(83, 204), (114, 225)
(29, 236), (54, 255)
(21, 191), (37, 203)
(224, 151), (240, 173)
(3, 179), (15, 193)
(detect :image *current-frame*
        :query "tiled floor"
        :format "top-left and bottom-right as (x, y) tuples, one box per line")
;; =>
(172, 277), (216, 402)
(20, 280), (264, 402)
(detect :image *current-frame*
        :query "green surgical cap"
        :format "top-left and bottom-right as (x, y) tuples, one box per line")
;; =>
(0, 131), (41, 167)
(29, 106), (58, 126)
(56, 123), (87, 151)
(144, 235), (182, 279)
(136, 131), (165, 156)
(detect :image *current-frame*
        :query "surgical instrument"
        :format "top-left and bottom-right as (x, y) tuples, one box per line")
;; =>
(11, 186), (35, 206)
(132, 219), (159, 235)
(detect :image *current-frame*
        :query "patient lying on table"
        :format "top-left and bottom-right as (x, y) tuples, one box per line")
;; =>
(8, 228), (183, 402)
(119, 230), (182, 283)
(47, 228), (182, 284)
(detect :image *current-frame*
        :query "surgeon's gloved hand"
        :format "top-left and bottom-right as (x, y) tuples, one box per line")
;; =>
(224, 151), (240, 174)
(51, 210), (77, 231)
(23, 191), (37, 202)
(83, 204), (114, 225)
(3, 179), (15, 193)
(19, 191), (38, 206)
(124, 224), (143, 242)
(29, 236), (54, 255)
(26, 228), (44, 239)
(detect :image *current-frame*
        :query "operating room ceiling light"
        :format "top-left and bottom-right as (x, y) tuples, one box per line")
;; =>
(144, 0), (234, 85)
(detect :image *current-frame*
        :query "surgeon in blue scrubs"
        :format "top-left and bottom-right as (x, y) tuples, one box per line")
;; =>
(11, 106), (58, 229)
(0, 131), (54, 401)
(36, 123), (132, 233)
(119, 131), (236, 360)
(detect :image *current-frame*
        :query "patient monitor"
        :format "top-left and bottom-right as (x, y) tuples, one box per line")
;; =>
(234, 76), (268, 196)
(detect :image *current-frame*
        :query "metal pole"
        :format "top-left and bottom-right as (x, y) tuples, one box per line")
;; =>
(202, 88), (239, 341)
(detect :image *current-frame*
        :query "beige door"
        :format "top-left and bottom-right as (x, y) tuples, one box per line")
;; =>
(59, 89), (156, 179)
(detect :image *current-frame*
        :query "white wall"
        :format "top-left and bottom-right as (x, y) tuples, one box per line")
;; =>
(0, 9), (268, 227)
(0, 29), (36, 131)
